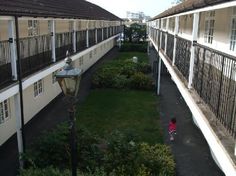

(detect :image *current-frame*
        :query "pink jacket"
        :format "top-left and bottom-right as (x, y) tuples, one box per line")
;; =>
(169, 121), (176, 133)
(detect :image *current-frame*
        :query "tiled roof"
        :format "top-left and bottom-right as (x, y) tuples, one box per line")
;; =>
(153, 0), (234, 20)
(0, 0), (121, 21)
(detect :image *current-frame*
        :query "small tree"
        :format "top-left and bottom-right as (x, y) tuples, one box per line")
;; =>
(124, 23), (146, 43)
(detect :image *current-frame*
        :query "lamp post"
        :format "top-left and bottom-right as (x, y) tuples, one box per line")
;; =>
(55, 51), (82, 176)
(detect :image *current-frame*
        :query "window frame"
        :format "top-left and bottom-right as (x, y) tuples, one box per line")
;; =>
(0, 99), (10, 124)
(204, 11), (215, 44)
(34, 79), (43, 97)
(229, 7), (236, 52)
(28, 20), (39, 37)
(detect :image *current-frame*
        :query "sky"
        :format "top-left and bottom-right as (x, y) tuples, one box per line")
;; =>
(86, 0), (174, 18)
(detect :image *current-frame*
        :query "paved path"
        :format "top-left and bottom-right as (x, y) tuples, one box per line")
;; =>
(0, 47), (119, 176)
(149, 47), (224, 176)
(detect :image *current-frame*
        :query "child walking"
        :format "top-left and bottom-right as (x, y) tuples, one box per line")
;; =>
(168, 118), (176, 141)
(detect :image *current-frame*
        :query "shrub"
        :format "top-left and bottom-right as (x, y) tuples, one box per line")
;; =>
(130, 72), (153, 90)
(104, 130), (140, 175)
(139, 143), (175, 176)
(113, 74), (130, 89)
(24, 123), (71, 168)
(137, 62), (152, 74)
(120, 43), (147, 52)
(19, 167), (70, 176)
(19, 167), (108, 176)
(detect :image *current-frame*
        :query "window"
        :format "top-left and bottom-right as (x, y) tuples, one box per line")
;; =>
(34, 79), (43, 97)
(204, 11), (215, 44)
(0, 99), (10, 124)
(230, 7), (236, 51)
(28, 20), (39, 36)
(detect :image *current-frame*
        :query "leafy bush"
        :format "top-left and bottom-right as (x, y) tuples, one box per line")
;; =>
(19, 167), (108, 176)
(92, 58), (152, 90)
(22, 126), (175, 176)
(19, 167), (70, 176)
(137, 62), (152, 74)
(120, 43), (147, 52)
(104, 131), (140, 175)
(139, 143), (175, 176)
(130, 72), (153, 90)
(24, 123), (71, 168)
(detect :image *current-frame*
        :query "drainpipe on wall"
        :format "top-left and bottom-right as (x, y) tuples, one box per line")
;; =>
(14, 16), (26, 168)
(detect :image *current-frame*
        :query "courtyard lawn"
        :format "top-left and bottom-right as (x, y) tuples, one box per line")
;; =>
(76, 89), (163, 144)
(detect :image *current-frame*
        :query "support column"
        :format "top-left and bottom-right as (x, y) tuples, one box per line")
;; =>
(102, 27), (104, 41)
(95, 28), (98, 44)
(14, 93), (24, 168)
(50, 20), (56, 62)
(188, 12), (199, 89)
(157, 55), (162, 95)
(172, 16), (179, 66)
(107, 24), (109, 39)
(8, 19), (17, 80)
(73, 20), (76, 53)
(86, 24), (89, 48)
(164, 18), (169, 53)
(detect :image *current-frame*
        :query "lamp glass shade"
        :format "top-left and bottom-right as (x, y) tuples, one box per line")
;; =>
(56, 68), (82, 97)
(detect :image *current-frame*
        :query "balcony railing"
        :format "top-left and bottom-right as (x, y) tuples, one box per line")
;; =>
(76, 30), (87, 52)
(103, 27), (108, 40)
(175, 36), (191, 80)
(97, 28), (103, 43)
(0, 40), (12, 88)
(89, 29), (96, 46)
(193, 43), (236, 138)
(166, 33), (174, 61)
(55, 32), (73, 61)
(0, 25), (122, 89)
(19, 34), (52, 76)
(161, 32), (165, 50)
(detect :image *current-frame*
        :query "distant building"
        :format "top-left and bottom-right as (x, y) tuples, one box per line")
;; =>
(126, 11), (151, 23)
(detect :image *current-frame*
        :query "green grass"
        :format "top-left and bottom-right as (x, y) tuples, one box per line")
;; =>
(114, 52), (149, 63)
(76, 89), (163, 144)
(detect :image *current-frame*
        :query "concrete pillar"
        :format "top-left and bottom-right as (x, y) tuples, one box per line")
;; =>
(8, 19), (17, 80)
(50, 20), (56, 62)
(188, 13), (199, 89)
(86, 29), (89, 48)
(172, 16), (179, 66)
(157, 56), (162, 95)
(73, 21), (76, 53)
(14, 94), (24, 168)
(95, 28), (98, 44)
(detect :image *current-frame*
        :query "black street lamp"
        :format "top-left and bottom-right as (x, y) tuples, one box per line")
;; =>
(55, 51), (82, 176)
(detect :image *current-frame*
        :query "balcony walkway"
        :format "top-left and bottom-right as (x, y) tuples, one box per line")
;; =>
(149, 48), (224, 175)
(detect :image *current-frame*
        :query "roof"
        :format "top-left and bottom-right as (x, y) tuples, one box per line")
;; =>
(152, 0), (234, 20)
(0, 0), (121, 21)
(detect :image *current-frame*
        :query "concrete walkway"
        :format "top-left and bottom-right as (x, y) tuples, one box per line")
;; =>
(0, 47), (119, 176)
(148, 47), (224, 176)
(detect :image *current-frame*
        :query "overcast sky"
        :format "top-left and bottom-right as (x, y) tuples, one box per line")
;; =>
(86, 0), (174, 18)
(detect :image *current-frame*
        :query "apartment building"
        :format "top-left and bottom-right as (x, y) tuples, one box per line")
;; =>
(0, 0), (122, 148)
(147, 0), (236, 175)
